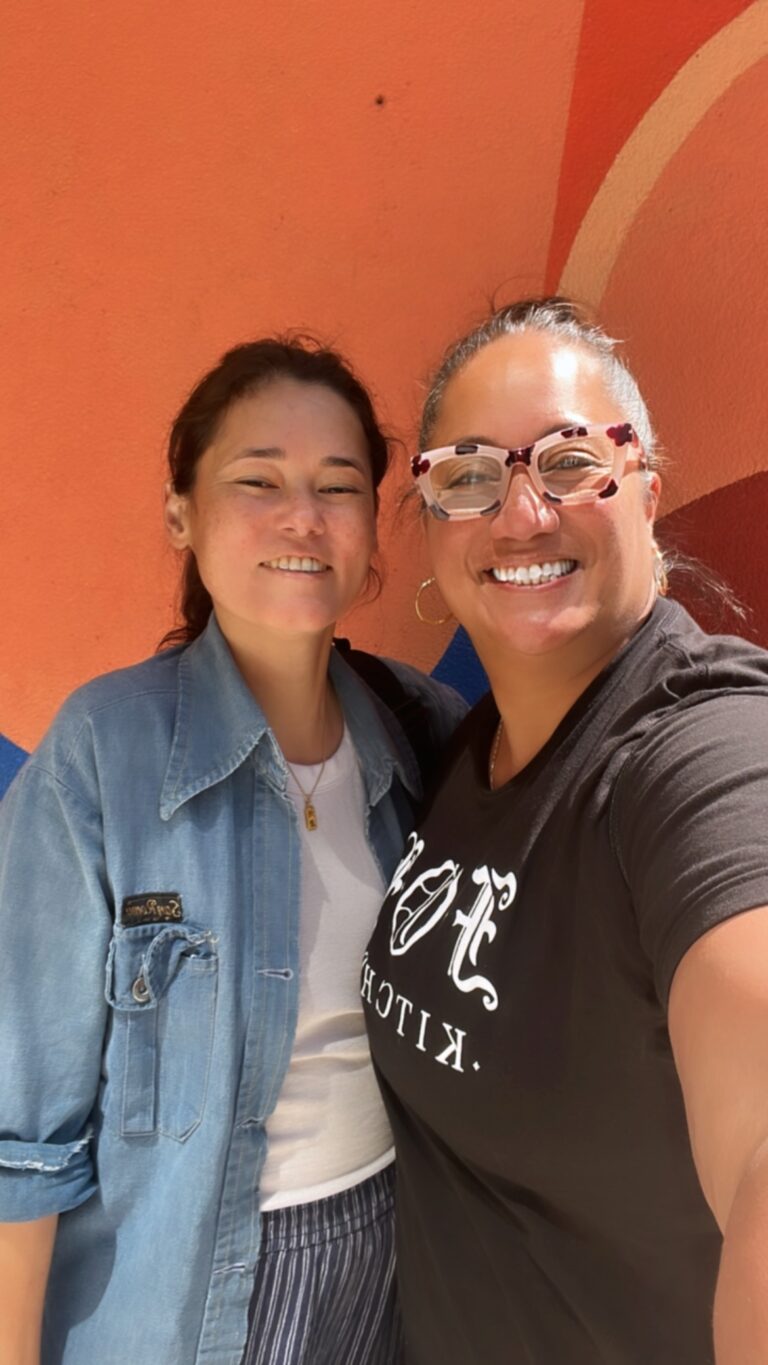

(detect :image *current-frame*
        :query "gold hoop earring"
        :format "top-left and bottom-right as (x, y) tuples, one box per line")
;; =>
(653, 541), (669, 597)
(414, 577), (453, 625)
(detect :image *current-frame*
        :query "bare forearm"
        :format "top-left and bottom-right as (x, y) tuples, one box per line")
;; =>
(0, 1214), (58, 1365)
(715, 1144), (768, 1364)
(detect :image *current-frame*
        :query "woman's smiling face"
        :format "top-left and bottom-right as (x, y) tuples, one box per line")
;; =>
(165, 377), (377, 648)
(423, 330), (660, 674)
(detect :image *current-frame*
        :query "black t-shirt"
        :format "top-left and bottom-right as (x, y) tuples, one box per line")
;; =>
(364, 599), (768, 1365)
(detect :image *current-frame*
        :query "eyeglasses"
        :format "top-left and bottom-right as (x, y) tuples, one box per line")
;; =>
(411, 422), (647, 520)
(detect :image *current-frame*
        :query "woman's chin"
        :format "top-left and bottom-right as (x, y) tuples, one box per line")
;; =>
(468, 599), (604, 664)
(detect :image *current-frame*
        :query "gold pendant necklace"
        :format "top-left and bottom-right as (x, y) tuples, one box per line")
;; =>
(284, 755), (327, 831)
(284, 704), (331, 832)
(283, 699), (335, 832)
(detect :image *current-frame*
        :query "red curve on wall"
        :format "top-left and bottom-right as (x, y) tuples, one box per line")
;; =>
(545, 0), (752, 290)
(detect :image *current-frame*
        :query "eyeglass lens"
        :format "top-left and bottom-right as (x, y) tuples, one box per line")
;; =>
(428, 432), (618, 514)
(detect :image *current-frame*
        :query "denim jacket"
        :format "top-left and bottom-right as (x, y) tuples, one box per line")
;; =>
(0, 616), (466, 1365)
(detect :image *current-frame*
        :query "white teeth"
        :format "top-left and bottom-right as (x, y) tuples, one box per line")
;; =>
(490, 558), (576, 584)
(263, 556), (326, 572)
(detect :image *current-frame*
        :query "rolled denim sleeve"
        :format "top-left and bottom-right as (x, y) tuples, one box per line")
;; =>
(0, 1133), (95, 1220)
(0, 743), (112, 1220)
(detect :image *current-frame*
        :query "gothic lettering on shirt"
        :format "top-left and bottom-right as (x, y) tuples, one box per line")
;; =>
(386, 831), (516, 1010)
(361, 954), (469, 1073)
(448, 864), (516, 1010)
(364, 832), (517, 1075)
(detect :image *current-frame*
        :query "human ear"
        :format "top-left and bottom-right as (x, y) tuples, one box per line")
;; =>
(163, 481), (192, 549)
(644, 470), (661, 524)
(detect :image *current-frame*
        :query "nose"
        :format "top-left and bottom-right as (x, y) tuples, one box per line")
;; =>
(489, 465), (560, 540)
(280, 487), (325, 536)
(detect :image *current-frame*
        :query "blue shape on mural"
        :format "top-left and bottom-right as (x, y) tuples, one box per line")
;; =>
(431, 626), (488, 705)
(0, 733), (28, 799)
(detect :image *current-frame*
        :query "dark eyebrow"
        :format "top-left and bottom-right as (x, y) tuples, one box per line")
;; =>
(231, 447), (285, 460)
(449, 436), (501, 449)
(446, 424), (575, 450)
(320, 455), (368, 473)
(230, 448), (368, 473)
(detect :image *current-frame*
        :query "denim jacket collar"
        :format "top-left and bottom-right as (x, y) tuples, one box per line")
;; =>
(159, 614), (419, 820)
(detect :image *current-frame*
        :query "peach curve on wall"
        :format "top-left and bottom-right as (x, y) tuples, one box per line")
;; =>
(559, 1), (768, 305)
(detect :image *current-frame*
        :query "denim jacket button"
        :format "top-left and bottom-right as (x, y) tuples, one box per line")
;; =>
(131, 974), (151, 1004)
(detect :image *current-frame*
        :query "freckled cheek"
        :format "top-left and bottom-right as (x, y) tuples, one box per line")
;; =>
(338, 512), (377, 562)
(193, 519), (267, 585)
(202, 528), (251, 567)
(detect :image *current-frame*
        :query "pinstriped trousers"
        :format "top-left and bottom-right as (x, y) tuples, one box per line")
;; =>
(242, 1166), (404, 1365)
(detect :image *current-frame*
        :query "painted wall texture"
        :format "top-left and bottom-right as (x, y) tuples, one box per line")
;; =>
(2, 0), (767, 791)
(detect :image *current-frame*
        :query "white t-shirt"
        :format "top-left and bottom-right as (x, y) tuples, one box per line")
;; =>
(259, 727), (393, 1210)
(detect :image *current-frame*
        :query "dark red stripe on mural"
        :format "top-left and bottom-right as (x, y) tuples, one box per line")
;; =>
(659, 472), (768, 644)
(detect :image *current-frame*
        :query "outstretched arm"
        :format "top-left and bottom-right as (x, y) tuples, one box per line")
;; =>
(669, 906), (768, 1364)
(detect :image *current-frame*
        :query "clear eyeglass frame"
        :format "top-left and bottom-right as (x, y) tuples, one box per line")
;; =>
(411, 421), (648, 520)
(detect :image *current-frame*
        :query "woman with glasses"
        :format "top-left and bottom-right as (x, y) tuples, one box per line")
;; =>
(0, 337), (465, 1365)
(363, 297), (768, 1364)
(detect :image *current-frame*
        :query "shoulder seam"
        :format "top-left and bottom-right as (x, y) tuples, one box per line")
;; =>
(16, 758), (101, 817)
(31, 684), (176, 793)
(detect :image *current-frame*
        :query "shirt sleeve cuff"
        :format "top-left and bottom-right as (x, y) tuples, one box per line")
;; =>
(0, 1131), (97, 1220)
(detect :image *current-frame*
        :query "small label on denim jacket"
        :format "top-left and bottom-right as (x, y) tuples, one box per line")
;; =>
(121, 893), (183, 926)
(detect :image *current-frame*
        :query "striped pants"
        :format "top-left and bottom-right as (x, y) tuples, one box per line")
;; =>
(242, 1166), (404, 1365)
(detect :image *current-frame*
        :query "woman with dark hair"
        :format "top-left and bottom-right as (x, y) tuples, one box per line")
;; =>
(364, 298), (768, 1364)
(0, 338), (465, 1365)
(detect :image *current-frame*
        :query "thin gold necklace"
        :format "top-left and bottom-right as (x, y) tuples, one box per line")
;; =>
(283, 696), (335, 832)
(488, 718), (504, 790)
(284, 753), (327, 831)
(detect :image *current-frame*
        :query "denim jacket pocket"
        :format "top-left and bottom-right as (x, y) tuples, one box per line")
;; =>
(105, 921), (218, 1141)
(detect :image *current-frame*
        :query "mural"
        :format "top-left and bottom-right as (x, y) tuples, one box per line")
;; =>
(2, 0), (766, 793)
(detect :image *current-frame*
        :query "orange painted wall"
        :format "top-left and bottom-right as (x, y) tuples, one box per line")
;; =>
(2, 0), (766, 774)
